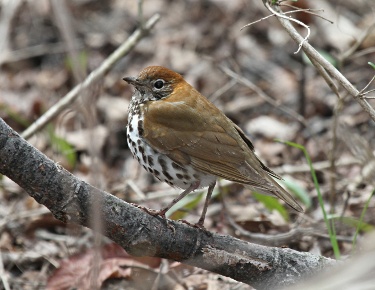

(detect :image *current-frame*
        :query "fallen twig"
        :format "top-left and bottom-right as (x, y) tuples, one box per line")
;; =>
(21, 13), (161, 140)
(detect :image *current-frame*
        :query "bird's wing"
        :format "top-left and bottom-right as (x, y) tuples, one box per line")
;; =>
(142, 90), (303, 213)
(143, 91), (272, 187)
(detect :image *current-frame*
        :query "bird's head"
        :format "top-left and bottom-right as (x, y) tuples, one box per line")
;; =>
(123, 66), (185, 102)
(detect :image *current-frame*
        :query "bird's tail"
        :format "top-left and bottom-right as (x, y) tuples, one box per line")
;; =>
(245, 180), (304, 213)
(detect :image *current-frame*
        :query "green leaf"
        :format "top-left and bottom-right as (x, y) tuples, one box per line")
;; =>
(303, 50), (337, 68)
(341, 216), (373, 232)
(167, 186), (221, 220)
(0, 103), (30, 128)
(352, 189), (375, 251)
(168, 192), (204, 220)
(326, 214), (373, 233)
(47, 125), (77, 168)
(253, 192), (289, 221)
(65, 51), (88, 72)
(282, 177), (311, 209)
(277, 139), (341, 259)
(368, 62), (375, 70)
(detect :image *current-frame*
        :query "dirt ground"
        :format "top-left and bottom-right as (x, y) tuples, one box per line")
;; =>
(0, 0), (375, 289)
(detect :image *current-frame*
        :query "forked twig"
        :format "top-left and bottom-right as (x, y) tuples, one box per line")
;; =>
(241, 7), (330, 31)
(261, 1), (375, 122)
(264, 1), (310, 54)
(281, 4), (332, 24)
(358, 75), (375, 99)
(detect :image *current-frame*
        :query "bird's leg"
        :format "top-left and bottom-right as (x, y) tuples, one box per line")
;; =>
(196, 181), (216, 228)
(148, 182), (200, 218)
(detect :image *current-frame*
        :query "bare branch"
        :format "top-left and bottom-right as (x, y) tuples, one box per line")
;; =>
(220, 65), (306, 125)
(339, 22), (375, 63)
(280, 4), (332, 24)
(261, 1), (375, 122)
(265, 1), (310, 54)
(21, 13), (161, 140)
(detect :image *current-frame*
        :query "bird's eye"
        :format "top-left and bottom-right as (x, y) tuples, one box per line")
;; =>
(154, 79), (164, 89)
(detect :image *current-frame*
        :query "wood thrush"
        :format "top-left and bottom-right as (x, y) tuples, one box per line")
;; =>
(124, 66), (303, 227)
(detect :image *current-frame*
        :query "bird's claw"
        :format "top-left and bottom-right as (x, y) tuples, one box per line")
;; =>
(178, 219), (206, 229)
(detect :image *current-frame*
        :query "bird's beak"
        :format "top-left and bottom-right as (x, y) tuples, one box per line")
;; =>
(123, 76), (142, 87)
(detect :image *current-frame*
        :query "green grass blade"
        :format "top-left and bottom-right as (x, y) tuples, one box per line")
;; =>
(277, 139), (341, 259)
(352, 189), (375, 252)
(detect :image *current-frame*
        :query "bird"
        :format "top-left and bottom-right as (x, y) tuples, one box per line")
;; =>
(124, 66), (303, 227)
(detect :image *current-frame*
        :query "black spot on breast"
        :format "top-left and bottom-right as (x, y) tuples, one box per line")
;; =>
(183, 174), (191, 181)
(137, 139), (141, 145)
(158, 156), (167, 171)
(138, 146), (144, 154)
(163, 170), (173, 181)
(154, 170), (160, 176)
(172, 162), (182, 170)
(148, 167), (154, 174)
(138, 120), (144, 136)
(142, 153), (147, 163)
(129, 122), (133, 132)
(193, 173), (199, 179)
(176, 173), (183, 179)
(147, 156), (154, 166)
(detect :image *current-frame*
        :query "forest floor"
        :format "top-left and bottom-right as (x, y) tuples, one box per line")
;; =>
(0, 0), (375, 289)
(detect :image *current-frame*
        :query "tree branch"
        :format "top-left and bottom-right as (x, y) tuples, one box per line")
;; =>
(0, 118), (335, 289)
(262, 0), (375, 122)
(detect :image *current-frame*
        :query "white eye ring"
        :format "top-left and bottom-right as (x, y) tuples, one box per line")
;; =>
(154, 79), (164, 89)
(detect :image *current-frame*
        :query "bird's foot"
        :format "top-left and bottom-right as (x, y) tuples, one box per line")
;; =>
(130, 203), (166, 218)
(142, 207), (166, 219)
(141, 207), (176, 232)
(178, 219), (206, 230)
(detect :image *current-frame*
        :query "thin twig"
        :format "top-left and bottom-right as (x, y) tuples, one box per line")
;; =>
(0, 250), (10, 290)
(329, 97), (343, 212)
(281, 4), (332, 24)
(265, 1), (310, 54)
(263, 1), (375, 122)
(241, 8), (330, 31)
(309, 57), (341, 99)
(138, 0), (144, 29)
(126, 179), (147, 200)
(241, 14), (276, 30)
(51, 0), (85, 82)
(21, 13), (161, 140)
(227, 213), (353, 246)
(209, 79), (237, 103)
(0, 206), (50, 232)
(359, 75), (375, 97)
(220, 65), (306, 125)
(1, 42), (75, 63)
(0, 246), (10, 290)
(361, 92), (375, 99)
(0, 0), (23, 65)
(352, 47), (375, 59)
(339, 22), (375, 63)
